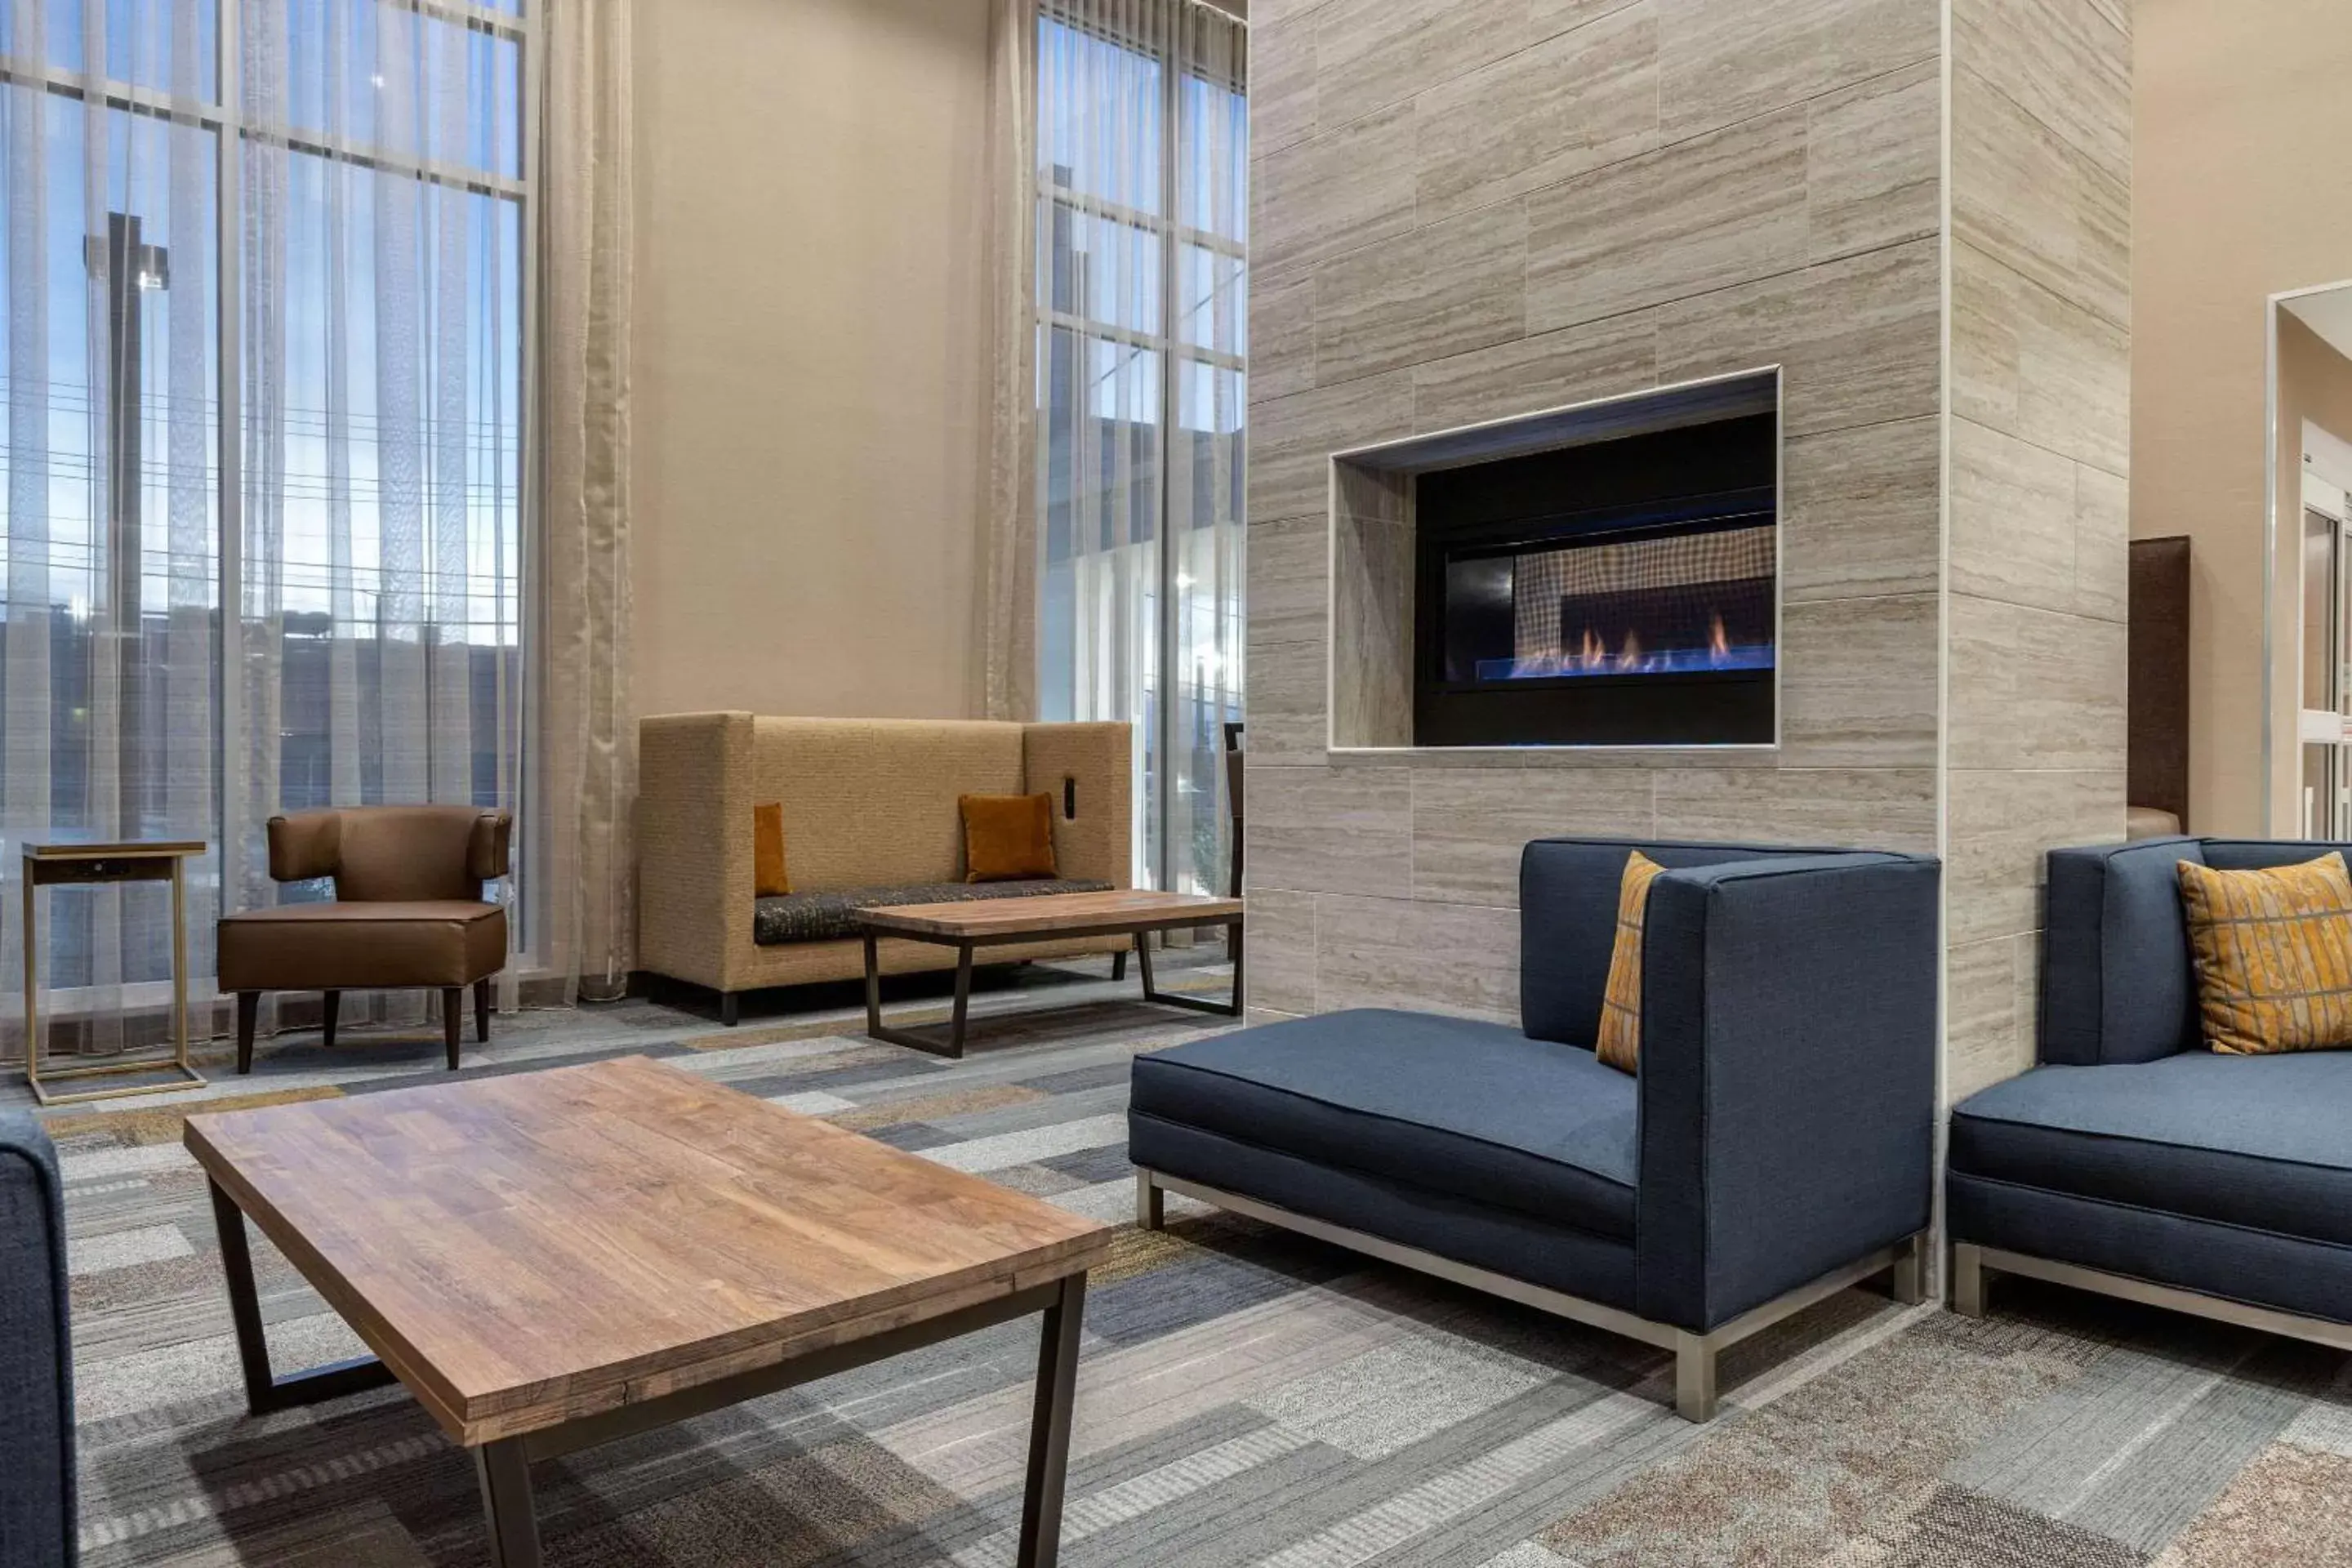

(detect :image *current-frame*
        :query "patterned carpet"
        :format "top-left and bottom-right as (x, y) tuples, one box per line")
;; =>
(20, 955), (2352, 1566)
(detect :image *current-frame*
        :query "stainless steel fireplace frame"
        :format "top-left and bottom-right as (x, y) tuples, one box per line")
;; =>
(1322, 364), (1786, 760)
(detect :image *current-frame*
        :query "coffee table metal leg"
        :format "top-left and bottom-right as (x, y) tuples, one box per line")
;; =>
(474, 1438), (543, 1568)
(1136, 926), (1245, 1018)
(863, 933), (973, 1058)
(1018, 1273), (1086, 1568)
(207, 1179), (394, 1415)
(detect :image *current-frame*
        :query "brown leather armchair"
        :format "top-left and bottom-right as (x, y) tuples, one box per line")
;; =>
(217, 806), (513, 1074)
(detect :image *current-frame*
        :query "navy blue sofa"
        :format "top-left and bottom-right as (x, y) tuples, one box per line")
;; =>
(1951, 835), (2352, 1347)
(1129, 836), (1941, 1420)
(0, 1110), (74, 1568)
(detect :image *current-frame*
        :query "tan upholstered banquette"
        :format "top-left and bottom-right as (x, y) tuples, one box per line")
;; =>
(636, 714), (1132, 1011)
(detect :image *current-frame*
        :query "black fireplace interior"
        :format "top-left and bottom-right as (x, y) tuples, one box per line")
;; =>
(1414, 410), (1778, 747)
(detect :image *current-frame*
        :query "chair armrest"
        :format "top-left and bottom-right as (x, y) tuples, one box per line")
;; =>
(467, 810), (513, 882)
(1633, 853), (1940, 1332)
(636, 712), (755, 991)
(0, 1111), (73, 1567)
(1022, 722), (1134, 888)
(266, 810), (341, 881)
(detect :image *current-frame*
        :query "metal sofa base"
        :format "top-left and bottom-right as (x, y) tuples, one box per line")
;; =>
(1949, 1241), (2352, 1353)
(1135, 1167), (1925, 1423)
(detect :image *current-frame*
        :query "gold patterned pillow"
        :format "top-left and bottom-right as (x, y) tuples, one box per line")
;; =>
(1596, 851), (1666, 1074)
(2176, 853), (2352, 1055)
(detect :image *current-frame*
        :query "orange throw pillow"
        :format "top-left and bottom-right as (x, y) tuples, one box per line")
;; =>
(1596, 850), (1665, 1074)
(961, 793), (1058, 882)
(2177, 852), (2352, 1054)
(752, 802), (791, 897)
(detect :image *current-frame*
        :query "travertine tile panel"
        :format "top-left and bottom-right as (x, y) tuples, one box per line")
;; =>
(1253, 0), (1338, 28)
(1317, 893), (1520, 1024)
(1655, 0), (1938, 142)
(1249, 372), (1413, 523)
(1651, 767), (1937, 851)
(1947, 933), (2038, 1101)
(1806, 58), (1940, 263)
(1949, 416), (2080, 615)
(1252, 15), (1319, 158)
(1248, 765), (1412, 897)
(1951, 64), (2130, 329)
(1241, 888), (1317, 1014)
(1314, 200), (1529, 385)
(1333, 461), (1408, 523)
(1251, 275), (1317, 403)
(1534, 0), (1650, 31)
(1251, 100), (1417, 281)
(1952, 0), (2130, 181)
(1777, 593), (1940, 768)
(2074, 461), (2130, 623)
(1410, 768), (1655, 904)
(1526, 106), (1810, 333)
(1656, 236), (1940, 437)
(1410, 313), (1659, 435)
(1946, 769), (2125, 944)
(1242, 624), (1329, 767)
(1951, 240), (2130, 473)
(1250, 514), (1328, 648)
(1781, 416), (1940, 602)
(1414, 5), (1659, 228)
(1948, 595), (2128, 772)
(1331, 516), (1413, 750)
(1315, 0), (1529, 129)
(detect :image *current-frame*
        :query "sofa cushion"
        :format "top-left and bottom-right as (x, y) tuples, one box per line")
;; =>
(753, 878), (1112, 946)
(1950, 1051), (2352, 1248)
(0, 1111), (73, 1568)
(217, 900), (507, 991)
(1129, 1008), (1638, 1239)
(1597, 851), (1664, 1073)
(2177, 852), (2352, 1055)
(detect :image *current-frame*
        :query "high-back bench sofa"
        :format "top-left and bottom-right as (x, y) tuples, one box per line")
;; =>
(1951, 835), (2352, 1348)
(637, 714), (1132, 1022)
(1130, 835), (1941, 1421)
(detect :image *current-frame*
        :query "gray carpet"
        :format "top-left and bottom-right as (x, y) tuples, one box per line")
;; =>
(23, 957), (2352, 1566)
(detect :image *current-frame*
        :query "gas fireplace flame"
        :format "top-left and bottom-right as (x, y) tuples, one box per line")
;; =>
(1708, 613), (1731, 666)
(1615, 630), (1644, 671)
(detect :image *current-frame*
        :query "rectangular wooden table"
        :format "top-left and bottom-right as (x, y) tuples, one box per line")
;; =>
(185, 1056), (1113, 1567)
(856, 889), (1245, 1057)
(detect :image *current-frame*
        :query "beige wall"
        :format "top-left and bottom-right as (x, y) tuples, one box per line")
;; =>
(2133, 0), (2352, 835)
(631, 0), (991, 722)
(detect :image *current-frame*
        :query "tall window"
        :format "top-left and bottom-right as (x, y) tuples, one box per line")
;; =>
(1034, 0), (1245, 896)
(0, 0), (529, 1041)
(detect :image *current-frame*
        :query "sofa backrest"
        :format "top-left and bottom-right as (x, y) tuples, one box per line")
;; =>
(755, 718), (1027, 892)
(1519, 836), (1889, 1047)
(0, 1111), (72, 1568)
(2042, 835), (2352, 1065)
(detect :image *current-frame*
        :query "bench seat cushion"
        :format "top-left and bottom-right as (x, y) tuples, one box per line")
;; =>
(1950, 1052), (2352, 1248)
(1129, 1008), (1638, 1240)
(753, 877), (1111, 946)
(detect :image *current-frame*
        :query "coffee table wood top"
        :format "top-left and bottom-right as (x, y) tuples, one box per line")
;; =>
(183, 1056), (1111, 1446)
(856, 888), (1245, 941)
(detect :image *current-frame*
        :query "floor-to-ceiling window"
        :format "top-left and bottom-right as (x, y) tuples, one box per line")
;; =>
(1033, 0), (1244, 897)
(0, 0), (528, 1046)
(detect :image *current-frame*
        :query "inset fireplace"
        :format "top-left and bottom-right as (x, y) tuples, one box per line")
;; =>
(1327, 372), (1781, 751)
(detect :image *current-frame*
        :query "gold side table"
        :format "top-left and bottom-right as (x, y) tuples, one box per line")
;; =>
(22, 839), (207, 1106)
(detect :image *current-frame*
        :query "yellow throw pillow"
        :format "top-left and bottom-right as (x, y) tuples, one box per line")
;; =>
(2176, 852), (2352, 1055)
(752, 802), (791, 897)
(1596, 850), (1665, 1074)
(960, 792), (1058, 883)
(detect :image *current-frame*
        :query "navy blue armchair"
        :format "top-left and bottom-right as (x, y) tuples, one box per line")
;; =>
(1950, 836), (2352, 1347)
(0, 1110), (74, 1568)
(1129, 836), (1940, 1420)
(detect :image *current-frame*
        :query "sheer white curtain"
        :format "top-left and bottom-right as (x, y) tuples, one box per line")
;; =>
(0, 0), (533, 1058)
(1, 0), (219, 1055)
(1024, 0), (1245, 895)
(236, 0), (524, 1030)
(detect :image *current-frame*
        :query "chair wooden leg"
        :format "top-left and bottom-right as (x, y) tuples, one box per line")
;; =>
(442, 988), (463, 1070)
(236, 991), (261, 1075)
(320, 990), (340, 1052)
(474, 977), (492, 1043)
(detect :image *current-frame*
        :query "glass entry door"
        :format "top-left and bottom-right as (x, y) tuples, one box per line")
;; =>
(2301, 470), (2351, 837)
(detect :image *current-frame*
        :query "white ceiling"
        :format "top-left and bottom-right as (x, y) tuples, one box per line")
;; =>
(2285, 287), (2352, 360)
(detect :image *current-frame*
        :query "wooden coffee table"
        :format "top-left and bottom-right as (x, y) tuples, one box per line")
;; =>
(857, 889), (1245, 1057)
(184, 1056), (1112, 1567)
